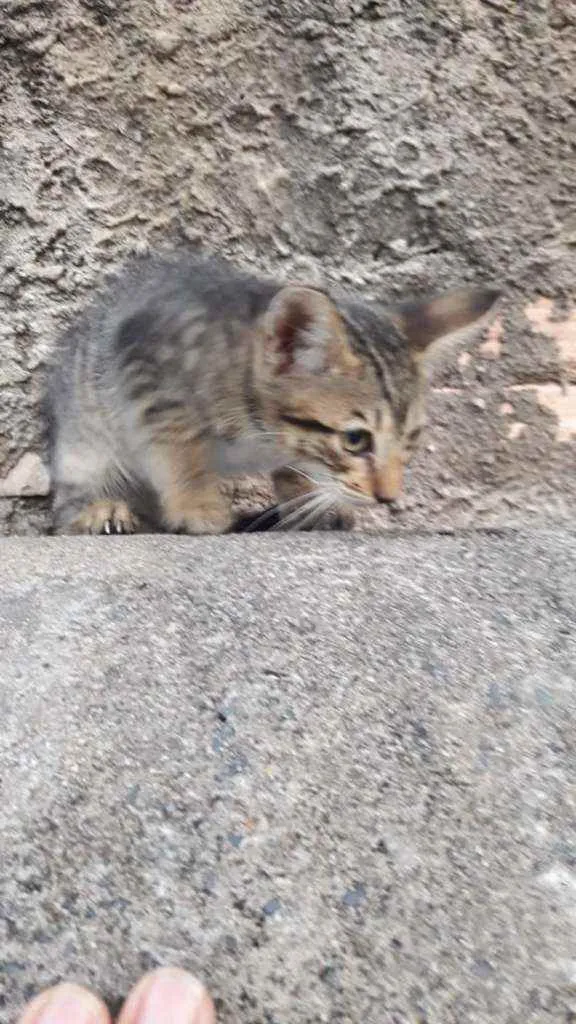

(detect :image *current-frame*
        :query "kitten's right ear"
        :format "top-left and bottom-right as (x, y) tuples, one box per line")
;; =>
(262, 286), (358, 375)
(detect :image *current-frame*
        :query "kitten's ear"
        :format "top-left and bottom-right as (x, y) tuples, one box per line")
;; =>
(263, 286), (358, 375)
(395, 286), (500, 369)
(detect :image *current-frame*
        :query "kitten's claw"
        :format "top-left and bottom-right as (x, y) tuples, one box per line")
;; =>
(70, 500), (139, 536)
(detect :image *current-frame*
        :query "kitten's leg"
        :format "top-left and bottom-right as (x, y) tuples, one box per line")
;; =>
(162, 475), (231, 535)
(148, 440), (232, 535)
(52, 441), (139, 535)
(272, 468), (355, 531)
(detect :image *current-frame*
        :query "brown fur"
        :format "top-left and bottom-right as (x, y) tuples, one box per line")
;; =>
(69, 499), (139, 535)
(46, 251), (499, 534)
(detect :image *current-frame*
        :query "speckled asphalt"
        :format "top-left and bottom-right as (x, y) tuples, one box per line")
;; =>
(0, 532), (575, 1023)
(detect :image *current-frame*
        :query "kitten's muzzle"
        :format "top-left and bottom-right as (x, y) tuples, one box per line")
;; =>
(371, 452), (404, 504)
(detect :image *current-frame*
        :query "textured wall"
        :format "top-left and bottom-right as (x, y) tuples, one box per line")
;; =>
(1, 0), (574, 533)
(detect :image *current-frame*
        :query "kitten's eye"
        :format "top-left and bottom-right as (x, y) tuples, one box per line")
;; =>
(342, 428), (373, 455)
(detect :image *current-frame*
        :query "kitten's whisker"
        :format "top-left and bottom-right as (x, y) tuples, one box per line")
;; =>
(300, 488), (350, 532)
(276, 492), (317, 515)
(245, 491), (312, 532)
(284, 465), (320, 487)
(272, 494), (318, 532)
(295, 497), (330, 532)
(304, 491), (338, 531)
(243, 431), (283, 440)
(243, 506), (281, 532)
(310, 492), (339, 531)
(276, 491), (328, 532)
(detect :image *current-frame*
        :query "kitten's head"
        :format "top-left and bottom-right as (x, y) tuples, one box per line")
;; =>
(257, 282), (499, 507)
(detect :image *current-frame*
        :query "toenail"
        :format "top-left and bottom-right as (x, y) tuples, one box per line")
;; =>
(119, 968), (215, 1024)
(24, 983), (106, 1024)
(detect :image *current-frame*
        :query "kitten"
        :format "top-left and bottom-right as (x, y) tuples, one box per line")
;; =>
(46, 250), (498, 535)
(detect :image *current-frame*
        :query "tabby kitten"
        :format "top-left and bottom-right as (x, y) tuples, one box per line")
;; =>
(47, 250), (498, 534)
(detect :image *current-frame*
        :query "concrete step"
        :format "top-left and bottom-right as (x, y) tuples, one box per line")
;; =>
(1, 532), (575, 1023)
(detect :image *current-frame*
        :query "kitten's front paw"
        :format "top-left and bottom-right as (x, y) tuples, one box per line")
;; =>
(166, 507), (233, 536)
(69, 500), (139, 535)
(179, 516), (233, 535)
(161, 485), (232, 535)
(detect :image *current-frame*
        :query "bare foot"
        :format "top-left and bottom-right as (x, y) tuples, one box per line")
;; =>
(17, 968), (216, 1024)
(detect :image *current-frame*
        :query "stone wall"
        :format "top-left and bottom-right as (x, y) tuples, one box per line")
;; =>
(1, 0), (574, 534)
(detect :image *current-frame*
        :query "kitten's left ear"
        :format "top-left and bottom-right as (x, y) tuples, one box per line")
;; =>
(394, 286), (500, 369)
(262, 286), (359, 375)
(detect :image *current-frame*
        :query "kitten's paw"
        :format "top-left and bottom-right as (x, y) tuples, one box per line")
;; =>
(70, 500), (140, 535)
(167, 506), (233, 536)
(161, 481), (232, 535)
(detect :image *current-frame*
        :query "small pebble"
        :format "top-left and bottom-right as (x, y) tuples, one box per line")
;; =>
(26, 33), (57, 55)
(159, 81), (186, 97)
(342, 883), (367, 908)
(471, 958), (494, 978)
(150, 29), (182, 57)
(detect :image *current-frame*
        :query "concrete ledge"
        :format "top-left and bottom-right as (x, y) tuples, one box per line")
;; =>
(1, 532), (575, 1022)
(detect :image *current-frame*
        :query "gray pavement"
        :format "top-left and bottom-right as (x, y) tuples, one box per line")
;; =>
(0, 531), (575, 1023)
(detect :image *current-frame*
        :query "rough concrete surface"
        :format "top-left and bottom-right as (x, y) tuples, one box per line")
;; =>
(1, 0), (575, 535)
(0, 532), (575, 1022)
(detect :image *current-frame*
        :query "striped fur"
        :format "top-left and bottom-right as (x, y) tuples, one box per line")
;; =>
(47, 249), (498, 534)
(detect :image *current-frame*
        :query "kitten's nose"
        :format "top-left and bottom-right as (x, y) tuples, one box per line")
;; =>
(374, 454), (404, 504)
